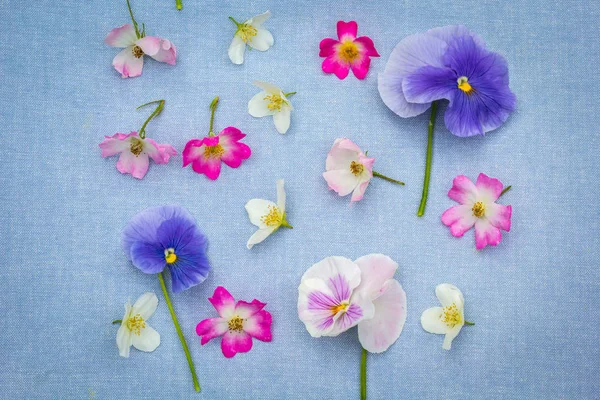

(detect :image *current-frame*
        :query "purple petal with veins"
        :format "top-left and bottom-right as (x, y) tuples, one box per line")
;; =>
(328, 273), (351, 302)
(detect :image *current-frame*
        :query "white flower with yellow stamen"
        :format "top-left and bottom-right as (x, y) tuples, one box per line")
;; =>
(228, 11), (274, 65)
(116, 292), (160, 357)
(248, 81), (294, 134)
(245, 179), (292, 249)
(421, 284), (472, 350)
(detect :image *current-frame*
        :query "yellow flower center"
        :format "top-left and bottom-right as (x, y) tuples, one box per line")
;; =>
(261, 205), (282, 227)
(203, 144), (225, 159)
(132, 45), (144, 59)
(130, 138), (144, 156)
(350, 161), (364, 176)
(228, 316), (244, 332)
(164, 248), (177, 264)
(127, 314), (146, 335)
(331, 301), (349, 314)
(264, 94), (286, 112)
(441, 304), (462, 328)
(237, 24), (257, 43)
(457, 76), (473, 94)
(338, 41), (360, 63)
(472, 201), (485, 218)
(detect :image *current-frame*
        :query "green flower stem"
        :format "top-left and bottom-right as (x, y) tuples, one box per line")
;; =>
(465, 321), (475, 326)
(284, 92), (296, 97)
(228, 16), (241, 27)
(499, 185), (512, 197)
(126, 0), (141, 39)
(111, 319), (122, 325)
(281, 213), (293, 229)
(417, 101), (438, 217)
(360, 348), (367, 400)
(372, 171), (405, 185)
(158, 272), (200, 393)
(208, 96), (219, 136)
(176, 0), (182, 10)
(136, 100), (164, 139)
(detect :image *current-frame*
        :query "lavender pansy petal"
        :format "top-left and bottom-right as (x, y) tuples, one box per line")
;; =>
(378, 72), (431, 118)
(442, 35), (486, 80)
(156, 216), (198, 251)
(444, 93), (484, 137)
(402, 65), (456, 104)
(426, 25), (485, 48)
(169, 250), (211, 293)
(130, 241), (167, 274)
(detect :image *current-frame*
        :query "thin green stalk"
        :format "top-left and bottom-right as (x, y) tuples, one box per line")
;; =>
(228, 17), (241, 27)
(158, 272), (200, 392)
(499, 185), (512, 197)
(281, 213), (293, 229)
(136, 100), (164, 139)
(372, 171), (405, 185)
(112, 320), (122, 325)
(360, 348), (367, 400)
(284, 92), (296, 97)
(208, 96), (219, 136)
(176, 0), (182, 10)
(417, 101), (438, 217)
(465, 321), (475, 326)
(126, 0), (141, 39)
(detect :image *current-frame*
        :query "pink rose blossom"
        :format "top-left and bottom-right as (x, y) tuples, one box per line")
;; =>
(182, 127), (251, 180)
(442, 173), (512, 250)
(319, 21), (379, 80)
(99, 132), (176, 179)
(105, 24), (177, 78)
(196, 286), (272, 358)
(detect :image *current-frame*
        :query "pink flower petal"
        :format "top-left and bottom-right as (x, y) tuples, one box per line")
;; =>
(116, 150), (149, 179)
(486, 203), (512, 232)
(323, 169), (359, 196)
(358, 154), (375, 173)
(474, 218), (502, 250)
(135, 36), (161, 56)
(354, 36), (379, 57)
(221, 331), (253, 358)
(98, 132), (132, 157)
(112, 46), (144, 78)
(475, 173), (503, 203)
(182, 139), (204, 167)
(353, 254), (398, 301)
(104, 24), (137, 48)
(156, 143), (178, 164)
(337, 20), (358, 41)
(202, 157), (222, 180)
(149, 39), (177, 65)
(350, 180), (369, 202)
(209, 286), (236, 319)
(351, 55), (371, 80)
(244, 310), (273, 342)
(196, 317), (228, 345)
(218, 128), (251, 168)
(448, 175), (477, 204)
(322, 56), (350, 80)
(235, 299), (266, 319)
(325, 138), (362, 171)
(441, 205), (477, 237)
(140, 138), (162, 164)
(319, 38), (339, 57)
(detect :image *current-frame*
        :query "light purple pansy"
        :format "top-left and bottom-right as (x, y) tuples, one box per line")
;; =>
(378, 25), (516, 137)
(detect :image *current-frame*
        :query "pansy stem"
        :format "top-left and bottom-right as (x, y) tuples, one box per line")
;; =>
(125, 0), (141, 39)
(417, 101), (438, 217)
(176, 0), (182, 10)
(158, 272), (200, 392)
(360, 348), (367, 400)
(136, 100), (165, 139)
(208, 96), (219, 136)
(499, 185), (512, 197)
(372, 171), (405, 185)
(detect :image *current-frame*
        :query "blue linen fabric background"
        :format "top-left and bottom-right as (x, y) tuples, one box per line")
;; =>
(1, 0), (599, 398)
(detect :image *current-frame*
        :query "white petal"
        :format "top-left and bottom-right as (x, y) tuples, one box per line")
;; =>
(301, 256), (361, 290)
(246, 10), (271, 27)
(249, 28), (274, 51)
(420, 306), (449, 334)
(248, 91), (274, 117)
(435, 283), (464, 309)
(116, 324), (132, 358)
(353, 254), (398, 301)
(276, 179), (286, 212)
(132, 292), (158, 320)
(245, 199), (278, 228)
(131, 324), (161, 352)
(358, 279), (407, 353)
(246, 227), (275, 249)
(273, 107), (291, 134)
(442, 325), (463, 350)
(323, 169), (360, 196)
(252, 80), (281, 94)
(228, 36), (246, 64)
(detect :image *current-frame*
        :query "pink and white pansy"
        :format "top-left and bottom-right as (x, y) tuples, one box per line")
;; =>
(441, 173), (512, 249)
(196, 286), (273, 358)
(105, 24), (177, 78)
(99, 132), (177, 179)
(298, 254), (407, 353)
(319, 21), (380, 80)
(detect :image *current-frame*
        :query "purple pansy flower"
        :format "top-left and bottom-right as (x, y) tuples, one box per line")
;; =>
(122, 205), (210, 293)
(378, 25), (516, 137)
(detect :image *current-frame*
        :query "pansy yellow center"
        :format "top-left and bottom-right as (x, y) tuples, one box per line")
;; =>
(457, 76), (473, 94)
(331, 301), (349, 314)
(472, 201), (486, 218)
(203, 144), (225, 159)
(126, 314), (146, 335)
(264, 94), (286, 112)
(237, 24), (257, 43)
(130, 138), (144, 156)
(350, 161), (364, 176)
(164, 248), (177, 264)
(228, 316), (244, 332)
(441, 304), (462, 328)
(338, 41), (360, 63)
(261, 205), (282, 227)
(132, 45), (144, 59)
